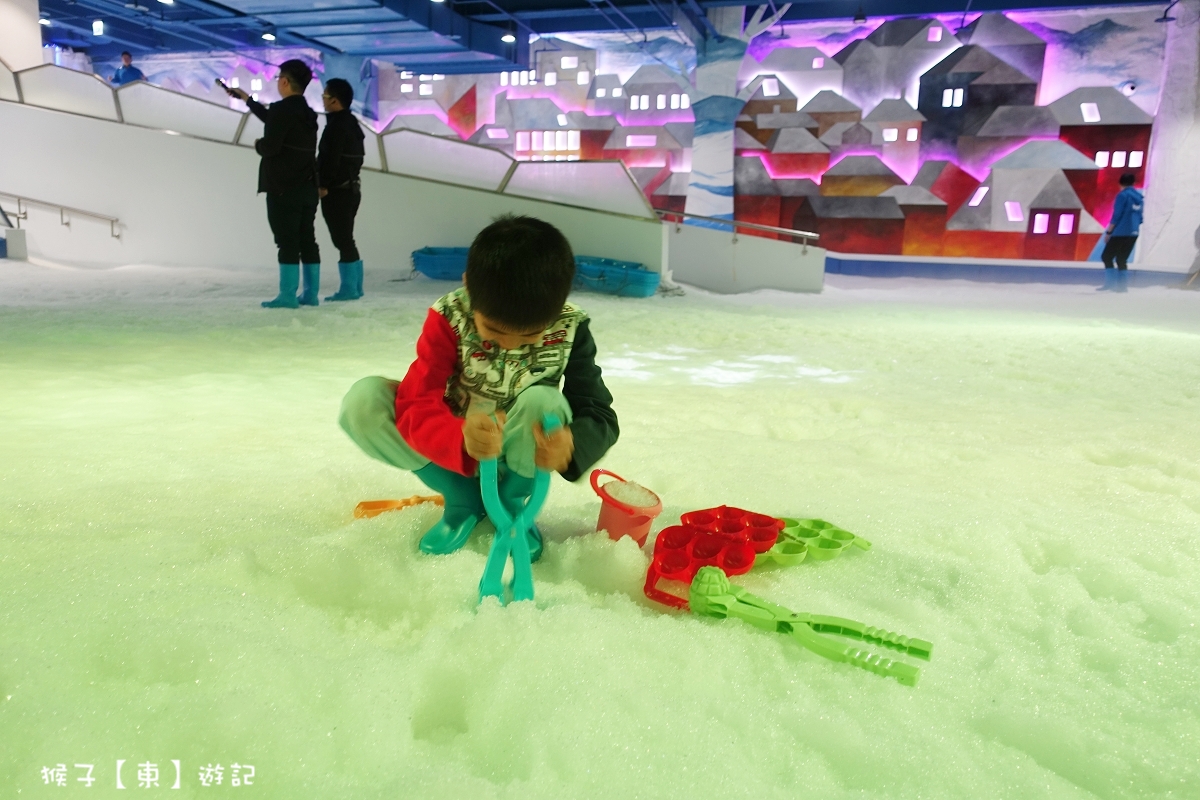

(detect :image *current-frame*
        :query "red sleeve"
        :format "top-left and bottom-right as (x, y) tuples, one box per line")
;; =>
(394, 309), (477, 476)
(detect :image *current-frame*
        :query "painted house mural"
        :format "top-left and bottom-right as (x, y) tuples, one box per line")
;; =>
(339, 4), (1166, 261)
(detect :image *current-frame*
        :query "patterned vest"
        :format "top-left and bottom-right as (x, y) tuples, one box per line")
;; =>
(433, 287), (585, 416)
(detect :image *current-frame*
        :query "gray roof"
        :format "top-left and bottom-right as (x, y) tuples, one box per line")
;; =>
(974, 105), (1060, 137)
(629, 167), (664, 190)
(956, 13), (1044, 47)
(819, 121), (883, 146)
(755, 111), (819, 130)
(768, 127), (830, 154)
(734, 127), (767, 150)
(383, 114), (459, 137)
(664, 122), (694, 148)
(776, 178), (821, 197)
(1047, 87), (1154, 126)
(880, 185), (947, 206)
(803, 196), (905, 220)
(1030, 171), (1084, 209)
(912, 159), (953, 188)
(863, 98), (925, 123)
(734, 155), (779, 195)
(801, 90), (860, 114)
(505, 97), (567, 129)
(566, 110), (618, 130)
(587, 74), (623, 99)
(624, 64), (683, 89)
(603, 126), (684, 150)
(759, 46), (840, 72)
(866, 18), (940, 48)
(653, 172), (691, 196)
(990, 139), (1098, 171)
(747, 74), (797, 100)
(824, 154), (899, 178)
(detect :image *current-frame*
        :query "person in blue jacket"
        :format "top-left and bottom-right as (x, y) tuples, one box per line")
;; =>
(1099, 173), (1143, 292)
(110, 53), (145, 87)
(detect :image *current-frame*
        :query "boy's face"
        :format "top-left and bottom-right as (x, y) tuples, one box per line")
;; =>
(473, 311), (546, 351)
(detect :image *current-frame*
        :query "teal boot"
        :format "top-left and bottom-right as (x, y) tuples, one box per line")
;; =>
(262, 263), (300, 308)
(414, 463), (485, 554)
(299, 263), (320, 306)
(1115, 269), (1129, 293)
(498, 469), (543, 563)
(351, 260), (364, 299)
(325, 262), (357, 302)
(1096, 268), (1117, 292)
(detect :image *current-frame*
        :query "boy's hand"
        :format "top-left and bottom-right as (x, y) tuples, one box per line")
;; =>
(463, 411), (506, 461)
(534, 422), (574, 474)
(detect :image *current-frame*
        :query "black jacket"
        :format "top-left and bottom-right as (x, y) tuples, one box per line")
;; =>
(318, 109), (366, 190)
(247, 95), (318, 194)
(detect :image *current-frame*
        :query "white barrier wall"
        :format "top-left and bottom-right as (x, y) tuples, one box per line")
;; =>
(17, 65), (120, 121)
(117, 82), (245, 143)
(0, 59), (19, 103)
(504, 161), (656, 219)
(0, 0), (42, 72)
(0, 100), (664, 273)
(382, 129), (515, 191)
(666, 223), (825, 293)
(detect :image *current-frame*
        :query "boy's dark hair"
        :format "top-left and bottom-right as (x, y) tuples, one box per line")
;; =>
(465, 215), (575, 331)
(325, 78), (353, 108)
(1119, 172), (1136, 187)
(121, 51), (132, 58)
(278, 59), (312, 93)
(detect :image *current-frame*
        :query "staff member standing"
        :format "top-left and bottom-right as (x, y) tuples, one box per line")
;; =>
(229, 60), (321, 308)
(1099, 172), (1144, 293)
(318, 78), (366, 302)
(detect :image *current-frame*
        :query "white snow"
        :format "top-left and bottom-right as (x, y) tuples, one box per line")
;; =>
(603, 479), (659, 509)
(2, 258), (1199, 797)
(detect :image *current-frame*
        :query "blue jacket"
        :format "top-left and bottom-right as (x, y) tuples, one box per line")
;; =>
(1108, 187), (1144, 237)
(111, 65), (145, 86)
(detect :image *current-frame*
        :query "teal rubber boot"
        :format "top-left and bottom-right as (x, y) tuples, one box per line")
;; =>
(351, 260), (364, 299)
(299, 263), (320, 306)
(414, 463), (485, 554)
(325, 262), (357, 302)
(1115, 269), (1129, 293)
(498, 470), (543, 563)
(262, 263), (300, 308)
(1097, 268), (1117, 292)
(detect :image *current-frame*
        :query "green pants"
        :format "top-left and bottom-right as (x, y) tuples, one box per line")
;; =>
(338, 377), (573, 479)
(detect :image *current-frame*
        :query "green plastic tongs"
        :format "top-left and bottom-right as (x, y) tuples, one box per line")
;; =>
(689, 566), (933, 686)
(477, 413), (562, 605)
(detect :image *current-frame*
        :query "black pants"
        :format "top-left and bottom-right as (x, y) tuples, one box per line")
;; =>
(321, 183), (361, 263)
(1101, 235), (1137, 270)
(265, 185), (320, 265)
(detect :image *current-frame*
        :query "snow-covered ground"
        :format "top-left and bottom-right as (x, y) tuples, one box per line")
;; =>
(2, 258), (1198, 797)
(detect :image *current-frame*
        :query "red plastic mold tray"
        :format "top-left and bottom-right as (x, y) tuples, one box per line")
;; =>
(643, 506), (785, 609)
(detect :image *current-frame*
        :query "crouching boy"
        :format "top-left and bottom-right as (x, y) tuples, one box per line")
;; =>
(338, 215), (619, 560)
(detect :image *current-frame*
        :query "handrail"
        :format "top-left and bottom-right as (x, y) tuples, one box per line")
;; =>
(656, 209), (820, 252)
(0, 191), (121, 238)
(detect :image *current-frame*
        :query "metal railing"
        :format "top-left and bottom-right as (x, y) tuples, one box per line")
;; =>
(655, 209), (820, 253)
(0, 191), (121, 239)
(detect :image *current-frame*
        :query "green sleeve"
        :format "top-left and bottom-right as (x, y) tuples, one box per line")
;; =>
(560, 318), (619, 482)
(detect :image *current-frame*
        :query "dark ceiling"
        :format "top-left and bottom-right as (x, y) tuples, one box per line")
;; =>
(37, 0), (1163, 73)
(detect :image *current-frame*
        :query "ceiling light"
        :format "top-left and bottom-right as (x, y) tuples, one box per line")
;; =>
(431, 0), (444, 3)
(39, 17), (51, 25)
(92, 20), (105, 36)
(1156, 0), (1179, 21)
(501, 32), (516, 43)
(158, 0), (174, 5)
(261, 32), (276, 41)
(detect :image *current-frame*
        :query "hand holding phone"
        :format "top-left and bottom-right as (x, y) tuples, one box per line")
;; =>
(216, 79), (247, 100)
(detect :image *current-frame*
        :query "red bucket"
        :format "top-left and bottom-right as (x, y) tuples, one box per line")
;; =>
(591, 469), (663, 547)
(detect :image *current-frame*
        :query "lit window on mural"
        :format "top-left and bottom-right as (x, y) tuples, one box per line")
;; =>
(657, 94), (666, 109)
(400, 71), (413, 79)
(812, 57), (824, 69)
(1033, 213), (1050, 234)
(420, 74), (433, 81)
(500, 73), (508, 86)
(250, 79), (262, 91)
(883, 128), (898, 142)
(1080, 102), (1101, 123)
(953, 88), (964, 107)
(626, 135), (657, 147)
(1129, 151), (1144, 168)
(1058, 215), (1074, 235)
(487, 128), (508, 139)
(596, 88), (606, 97)
(577, 71), (590, 85)
(567, 130), (580, 149)
(1004, 201), (1024, 223)
(520, 72), (529, 86)
(670, 94), (680, 109)
(612, 87), (622, 97)
(1112, 151), (1127, 168)
(532, 131), (543, 150)
(762, 78), (780, 98)
(557, 114), (568, 126)
(230, 78), (239, 89)
(401, 84), (413, 93)
(968, 187), (989, 207)
(906, 127), (918, 142)
(1095, 150), (1110, 168)
(545, 72), (557, 86)
(543, 130), (556, 150)
(680, 94), (689, 109)
(555, 130), (567, 149)
(419, 84), (432, 96)
(516, 131), (531, 151)
(561, 56), (578, 70)
(927, 26), (942, 42)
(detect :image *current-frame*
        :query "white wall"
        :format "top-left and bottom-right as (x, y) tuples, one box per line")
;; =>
(666, 223), (825, 293)
(0, 100), (664, 273)
(1141, 0), (1200, 273)
(0, 0), (42, 72)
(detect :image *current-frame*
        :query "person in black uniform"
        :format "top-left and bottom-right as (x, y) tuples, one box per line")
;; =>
(228, 59), (321, 308)
(318, 78), (366, 301)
